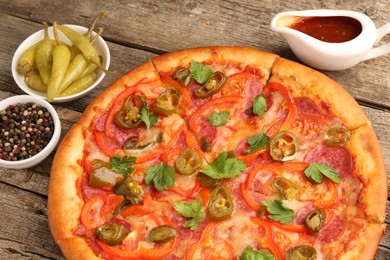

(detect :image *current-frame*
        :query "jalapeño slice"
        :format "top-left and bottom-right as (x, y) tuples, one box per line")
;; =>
(286, 245), (317, 260)
(207, 185), (234, 221)
(95, 224), (129, 246)
(173, 68), (192, 87)
(272, 177), (301, 200)
(156, 88), (181, 116)
(270, 131), (299, 161)
(175, 148), (202, 175)
(114, 95), (145, 129)
(324, 126), (350, 146)
(194, 71), (227, 98)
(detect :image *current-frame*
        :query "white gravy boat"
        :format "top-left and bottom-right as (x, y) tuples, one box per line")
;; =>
(271, 10), (390, 70)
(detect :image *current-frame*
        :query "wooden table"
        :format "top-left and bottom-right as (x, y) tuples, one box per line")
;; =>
(0, 0), (389, 259)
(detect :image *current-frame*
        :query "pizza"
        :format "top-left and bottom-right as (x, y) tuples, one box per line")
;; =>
(48, 46), (387, 260)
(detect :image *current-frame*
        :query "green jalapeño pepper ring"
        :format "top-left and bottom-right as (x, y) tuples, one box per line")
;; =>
(114, 95), (146, 129)
(272, 176), (301, 200)
(285, 245), (317, 260)
(175, 148), (202, 176)
(194, 71), (227, 98)
(324, 126), (351, 146)
(156, 88), (182, 116)
(207, 185), (234, 221)
(304, 208), (326, 233)
(148, 225), (178, 243)
(173, 68), (192, 87)
(95, 223), (129, 246)
(270, 131), (299, 161)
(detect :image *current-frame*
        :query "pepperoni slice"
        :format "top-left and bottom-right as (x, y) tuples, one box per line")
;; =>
(294, 97), (323, 116)
(293, 203), (316, 225)
(304, 145), (353, 179)
(317, 215), (346, 243)
(197, 117), (217, 146)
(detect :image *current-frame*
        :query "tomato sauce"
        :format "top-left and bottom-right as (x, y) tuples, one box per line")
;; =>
(289, 16), (362, 43)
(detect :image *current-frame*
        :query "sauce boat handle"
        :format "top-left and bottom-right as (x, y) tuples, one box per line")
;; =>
(363, 23), (390, 61)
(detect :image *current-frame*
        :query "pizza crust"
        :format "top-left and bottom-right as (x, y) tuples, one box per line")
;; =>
(151, 46), (278, 85)
(269, 57), (369, 129)
(78, 60), (161, 129)
(57, 237), (100, 260)
(346, 124), (388, 223)
(48, 124), (92, 256)
(339, 223), (386, 260)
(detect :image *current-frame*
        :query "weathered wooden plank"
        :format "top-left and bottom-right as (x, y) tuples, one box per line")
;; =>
(0, 182), (63, 259)
(0, 0), (389, 108)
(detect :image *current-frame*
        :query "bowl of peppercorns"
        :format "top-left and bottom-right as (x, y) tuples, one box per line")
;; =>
(0, 95), (61, 169)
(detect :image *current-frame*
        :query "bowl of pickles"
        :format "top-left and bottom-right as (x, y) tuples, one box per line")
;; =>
(12, 12), (111, 103)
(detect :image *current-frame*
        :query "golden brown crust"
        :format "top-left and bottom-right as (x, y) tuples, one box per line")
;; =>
(339, 223), (386, 260)
(269, 57), (369, 129)
(48, 124), (95, 258)
(151, 46), (278, 85)
(346, 124), (388, 223)
(78, 60), (160, 128)
(57, 237), (100, 260)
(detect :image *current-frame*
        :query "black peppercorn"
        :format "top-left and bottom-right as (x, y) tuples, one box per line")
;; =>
(0, 102), (55, 161)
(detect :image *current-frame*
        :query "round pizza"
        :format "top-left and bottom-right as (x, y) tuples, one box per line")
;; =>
(48, 46), (387, 259)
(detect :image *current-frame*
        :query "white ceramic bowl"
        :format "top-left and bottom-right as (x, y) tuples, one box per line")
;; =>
(12, 24), (110, 103)
(0, 95), (61, 169)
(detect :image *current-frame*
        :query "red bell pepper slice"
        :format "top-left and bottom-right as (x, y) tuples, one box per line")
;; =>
(93, 131), (122, 158)
(96, 193), (177, 259)
(80, 194), (124, 230)
(250, 217), (285, 260)
(161, 75), (193, 106)
(185, 221), (235, 259)
(188, 96), (242, 133)
(263, 82), (297, 132)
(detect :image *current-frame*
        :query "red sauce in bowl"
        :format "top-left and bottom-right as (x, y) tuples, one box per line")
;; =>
(289, 16), (362, 43)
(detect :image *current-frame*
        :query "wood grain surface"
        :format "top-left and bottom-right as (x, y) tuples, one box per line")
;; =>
(0, 0), (389, 259)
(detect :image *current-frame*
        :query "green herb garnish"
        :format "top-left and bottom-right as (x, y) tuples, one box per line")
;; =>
(109, 154), (136, 176)
(145, 163), (175, 191)
(246, 132), (270, 153)
(262, 199), (295, 224)
(304, 163), (342, 184)
(240, 245), (275, 260)
(190, 61), (214, 84)
(207, 110), (230, 126)
(174, 200), (204, 230)
(200, 152), (246, 179)
(253, 95), (267, 116)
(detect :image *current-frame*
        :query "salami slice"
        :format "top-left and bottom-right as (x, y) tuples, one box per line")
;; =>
(304, 145), (353, 179)
(317, 215), (346, 243)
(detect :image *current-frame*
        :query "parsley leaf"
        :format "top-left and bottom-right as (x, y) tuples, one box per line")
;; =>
(253, 95), (267, 116)
(140, 105), (158, 129)
(190, 61), (214, 84)
(200, 152), (247, 179)
(262, 199), (295, 224)
(145, 163), (175, 191)
(174, 200), (204, 230)
(246, 132), (270, 153)
(109, 154), (136, 176)
(304, 163), (342, 184)
(207, 110), (230, 126)
(240, 246), (275, 260)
